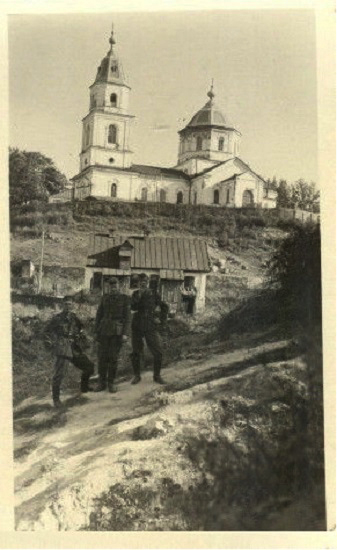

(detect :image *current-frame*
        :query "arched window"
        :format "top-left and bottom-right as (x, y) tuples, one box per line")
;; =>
(194, 192), (197, 205)
(111, 183), (117, 198)
(141, 187), (148, 202)
(226, 189), (230, 204)
(218, 137), (224, 151)
(196, 136), (203, 151)
(159, 189), (166, 203)
(85, 125), (90, 146)
(177, 191), (183, 204)
(108, 125), (117, 144)
(242, 189), (254, 207)
(110, 93), (117, 107)
(213, 189), (220, 205)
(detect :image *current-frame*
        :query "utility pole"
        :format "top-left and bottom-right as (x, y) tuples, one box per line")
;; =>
(37, 229), (45, 294)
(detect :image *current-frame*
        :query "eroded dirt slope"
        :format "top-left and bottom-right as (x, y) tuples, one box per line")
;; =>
(14, 332), (324, 531)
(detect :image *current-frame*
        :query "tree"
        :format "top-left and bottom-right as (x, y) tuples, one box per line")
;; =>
(268, 223), (322, 326)
(273, 177), (320, 212)
(276, 179), (291, 208)
(9, 148), (68, 209)
(291, 180), (320, 213)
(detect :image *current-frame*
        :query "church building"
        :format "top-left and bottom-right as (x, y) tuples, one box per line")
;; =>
(71, 27), (277, 209)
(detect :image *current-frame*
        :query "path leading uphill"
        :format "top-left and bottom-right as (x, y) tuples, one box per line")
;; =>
(14, 334), (323, 531)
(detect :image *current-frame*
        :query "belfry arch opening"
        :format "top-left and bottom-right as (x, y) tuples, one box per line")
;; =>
(110, 93), (117, 107)
(108, 125), (117, 144)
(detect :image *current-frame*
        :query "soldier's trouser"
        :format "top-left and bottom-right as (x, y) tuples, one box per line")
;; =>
(98, 336), (123, 387)
(52, 353), (94, 401)
(131, 327), (162, 377)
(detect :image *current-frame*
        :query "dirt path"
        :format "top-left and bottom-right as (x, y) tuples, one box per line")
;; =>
(14, 337), (302, 530)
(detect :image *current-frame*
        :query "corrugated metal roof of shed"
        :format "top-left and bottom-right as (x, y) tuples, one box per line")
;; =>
(87, 235), (210, 272)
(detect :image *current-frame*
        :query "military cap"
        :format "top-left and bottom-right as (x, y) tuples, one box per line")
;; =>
(108, 277), (119, 285)
(138, 273), (149, 280)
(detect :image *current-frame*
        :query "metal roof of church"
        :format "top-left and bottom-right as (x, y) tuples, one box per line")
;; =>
(180, 86), (236, 133)
(129, 164), (190, 181)
(87, 235), (210, 272)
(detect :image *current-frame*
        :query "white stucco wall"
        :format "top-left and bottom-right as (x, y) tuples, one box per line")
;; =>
(192, 273), (207, 312)
(89, 82), (130, 112)
(234, 173), (265, 207)
(74, 168), (190, 204)
(189, 158), (275, 208)
(85, 268), (208, 312)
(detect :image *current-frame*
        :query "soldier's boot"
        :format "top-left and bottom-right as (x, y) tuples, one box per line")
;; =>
(131, 352), (142, 384)
(81, 381), (94, 393)
(94, 382), (107, 392)
(153, 375), (166, 385)
(153, 356), (165, 384)
(108, 383), (118, 393)
(52, 386), (63, 408)
(81, 373), (94, 393)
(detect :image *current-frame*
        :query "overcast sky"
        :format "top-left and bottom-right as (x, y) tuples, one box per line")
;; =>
(9, 10), (317, 183)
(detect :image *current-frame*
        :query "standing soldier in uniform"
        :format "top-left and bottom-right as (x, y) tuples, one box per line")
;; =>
(131, 273), (169, 385)
(94, 277), (131, 393)
(44, 296), (94, 408)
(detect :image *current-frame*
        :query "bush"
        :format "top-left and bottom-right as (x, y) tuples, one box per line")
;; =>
(11, 212), (44, 228)
(249, 216), (266, 228)
(276, 218), (302, 231)
(268, 224), (321, 327)
(198, 213), (216, 227)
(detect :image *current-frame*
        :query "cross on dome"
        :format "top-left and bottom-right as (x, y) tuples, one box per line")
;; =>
(207, 79), (215, 101)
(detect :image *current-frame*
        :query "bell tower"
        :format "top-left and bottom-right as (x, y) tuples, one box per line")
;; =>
(79, 25), (134, 172)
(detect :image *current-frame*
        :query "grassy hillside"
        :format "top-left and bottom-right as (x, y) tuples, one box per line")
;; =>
(10, 200), (291, 267)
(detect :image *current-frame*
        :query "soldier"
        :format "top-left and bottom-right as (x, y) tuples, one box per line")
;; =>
(131, 273), (169, 385)
(94, 277), (131, 393)
(44, 296), (94, 408)
(181, 279), (198, 315)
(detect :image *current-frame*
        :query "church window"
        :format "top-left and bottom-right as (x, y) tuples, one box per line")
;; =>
(109, 158), (114, 163)
(159, 189), (167, 203)
(194, 192), (197, 205)
(110, 93), (117, 107)
(141, 187), (148, 202)
(85, 125), (90, 146)
(111, 64), (117, 73)
(196, 136), (203, 151)
(111, 183), (117, 198)
(108, 124), (117, 144)
(177, 191), (183, 204)
(226, 189), (230, 204)
(213, 189), (220, 204)
(218, 137), (224, 151)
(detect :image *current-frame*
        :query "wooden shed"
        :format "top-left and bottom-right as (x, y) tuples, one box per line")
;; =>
(85, 234), (210, 313)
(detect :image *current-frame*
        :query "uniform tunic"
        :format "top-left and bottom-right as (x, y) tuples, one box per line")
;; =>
(131, 288), (169, 377)
(95, 291), (131, 386)
(44, 310), (94, 400)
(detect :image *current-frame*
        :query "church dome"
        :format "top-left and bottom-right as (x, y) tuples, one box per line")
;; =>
(184, 86), (228, 129)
